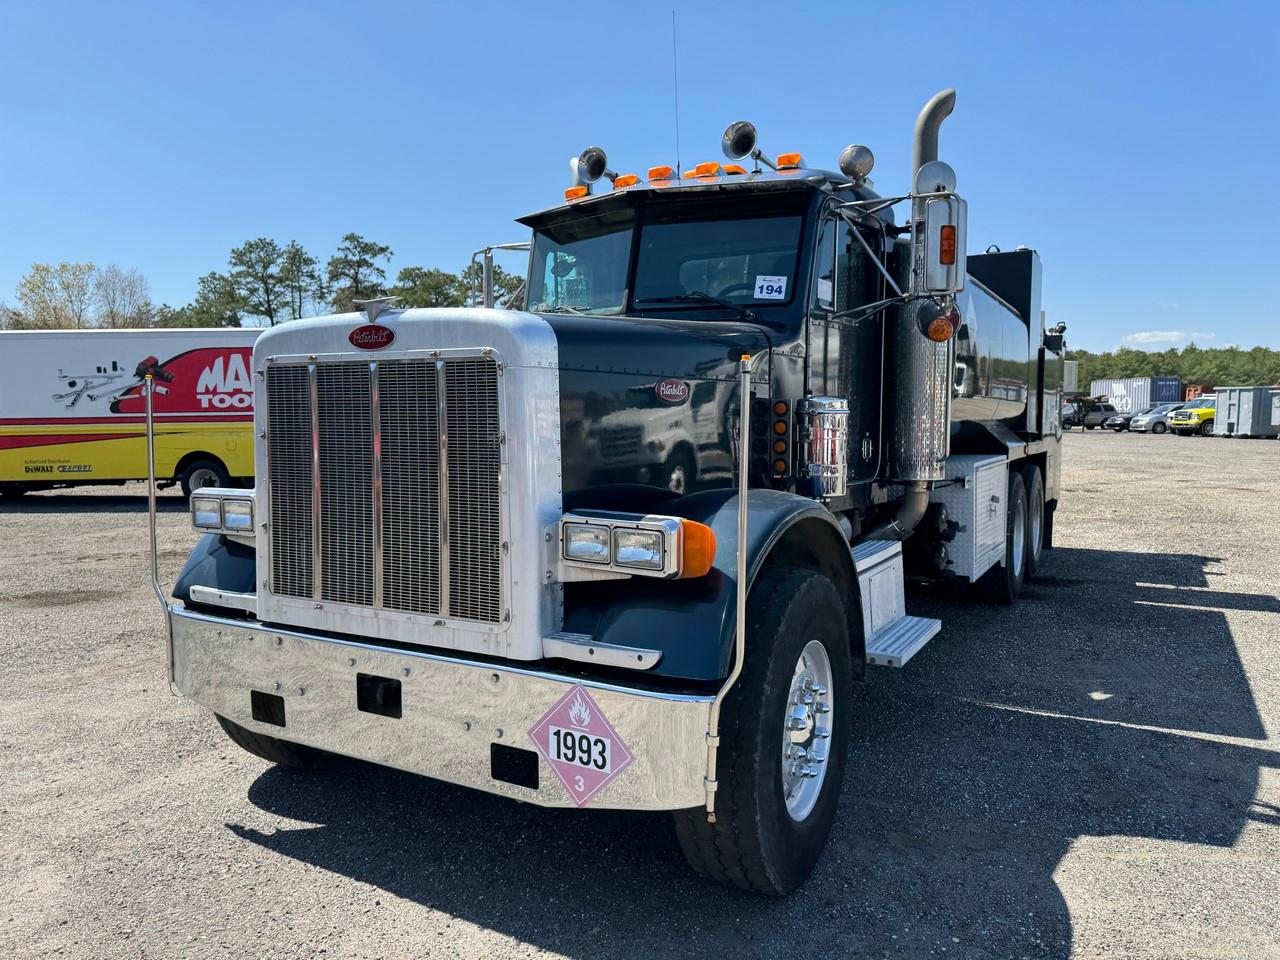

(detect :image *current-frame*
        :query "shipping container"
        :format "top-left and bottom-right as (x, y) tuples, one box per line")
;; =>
(1216, 386), (1280, 438)
(1088, 376), (1184, 416)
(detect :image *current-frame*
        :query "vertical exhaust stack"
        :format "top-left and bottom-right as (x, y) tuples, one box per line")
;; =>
(874, 90), (959, 539)
(893, 91), (958, 485)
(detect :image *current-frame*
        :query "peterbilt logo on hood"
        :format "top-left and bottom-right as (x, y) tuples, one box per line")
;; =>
(655, 378), (690, 405)
(349, 324), (395, 350)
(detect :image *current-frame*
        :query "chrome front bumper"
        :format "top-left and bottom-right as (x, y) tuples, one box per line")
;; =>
(167, 607), (713, 811)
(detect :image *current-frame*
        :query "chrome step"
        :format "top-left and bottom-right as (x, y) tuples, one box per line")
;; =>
(864, 615), (942, 668)
(852, 539), (943, 669)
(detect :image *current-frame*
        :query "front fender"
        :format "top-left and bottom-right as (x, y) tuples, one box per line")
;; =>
(561, 489), (862, 682)
(173, 534), (256, 607)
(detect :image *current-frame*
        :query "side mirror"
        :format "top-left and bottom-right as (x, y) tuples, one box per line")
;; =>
(1043, 333), (1065, 354)
(910, 161), (967, 297)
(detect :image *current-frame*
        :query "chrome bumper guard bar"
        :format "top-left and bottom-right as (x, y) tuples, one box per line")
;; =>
(170, 607), (714, 810)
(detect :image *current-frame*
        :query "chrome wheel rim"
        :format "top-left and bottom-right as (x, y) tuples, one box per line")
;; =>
(781, 640), (834, 822)
(1029, 483), (1044, 562)
(1012, 493), (1027, 579)
(189, 467), (219, 492)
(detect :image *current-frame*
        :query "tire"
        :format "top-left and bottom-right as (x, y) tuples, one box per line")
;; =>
(1023, 465), (1046, 579)
(216, 715), (336, 770)
(673, 567), (854, 896)
(1200, 420), (1214, 437)
(179, 457), (229, 498)
(1086, 425), (1096, 430)
(1152, 421), (1167, 434)
(981, 470), (1028, 604)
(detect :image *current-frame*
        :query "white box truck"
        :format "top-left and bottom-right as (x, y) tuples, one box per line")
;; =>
(0, 328), (260, 497)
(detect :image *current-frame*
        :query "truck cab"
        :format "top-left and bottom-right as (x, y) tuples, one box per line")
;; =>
(151, 90), (1064, 896)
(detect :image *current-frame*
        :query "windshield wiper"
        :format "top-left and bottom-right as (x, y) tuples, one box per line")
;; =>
(634, 291), (757, 321)
(537, 303), (588, 316)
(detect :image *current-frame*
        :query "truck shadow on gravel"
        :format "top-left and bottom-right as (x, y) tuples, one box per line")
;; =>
(229, 546), (1280, 960)
(1, 492), (188, 513)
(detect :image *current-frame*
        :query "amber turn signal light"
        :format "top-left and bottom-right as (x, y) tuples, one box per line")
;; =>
(678, 519), (717, 579)
(926, 311), (960, 342)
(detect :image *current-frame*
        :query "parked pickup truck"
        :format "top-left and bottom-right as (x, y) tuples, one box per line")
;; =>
(1170, 396), (1216, 436)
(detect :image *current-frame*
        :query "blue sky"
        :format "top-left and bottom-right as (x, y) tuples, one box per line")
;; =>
(1, 1), (1277, 352)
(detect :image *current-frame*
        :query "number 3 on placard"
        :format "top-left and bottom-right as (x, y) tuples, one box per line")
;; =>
(574, 775), (585, 793)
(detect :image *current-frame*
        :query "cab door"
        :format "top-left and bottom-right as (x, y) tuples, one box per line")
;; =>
(807, 216), (884, 488)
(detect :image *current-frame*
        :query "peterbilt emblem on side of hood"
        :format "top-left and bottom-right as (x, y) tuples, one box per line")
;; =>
(348, 324), (395, 350)
(655, 378), (690, 405)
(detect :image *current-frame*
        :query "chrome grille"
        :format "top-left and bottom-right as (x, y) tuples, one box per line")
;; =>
(266, 366), (313, 599)
(266, 355), (502, 624)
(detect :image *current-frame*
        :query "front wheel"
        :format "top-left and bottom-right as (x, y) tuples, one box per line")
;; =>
(216, 715), (336, 770)
(1200, 420), (1214, 437)
(1152, 421), (1168, 434)
(674, 567), (854, 896)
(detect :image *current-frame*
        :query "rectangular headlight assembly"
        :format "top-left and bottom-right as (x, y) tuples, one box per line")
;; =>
(189, 487), (256, 540)
(558, 511), (715, 580)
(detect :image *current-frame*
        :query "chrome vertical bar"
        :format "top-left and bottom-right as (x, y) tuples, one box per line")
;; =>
(436, 358), (450, 616)
(704, 353), (754, 821)
(482, 249), (495, 308)
(370, 361), (383, 608)
(309, 362), (322, 601)
(145, 375), (164, 611)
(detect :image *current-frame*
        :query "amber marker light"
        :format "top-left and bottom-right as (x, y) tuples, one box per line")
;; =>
(612, 174), (640, 189)
(926, 310), (960, 343)
(564, 185), (589, 201)
(939, 224), (957, 265)
(775, 152), (804, 169)
(773, 420), (787, 435)
(678, 519), (717, 579)
(648, 165), (675, 181)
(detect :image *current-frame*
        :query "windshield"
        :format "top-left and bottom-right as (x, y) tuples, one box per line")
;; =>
(525, 195), (807, 318)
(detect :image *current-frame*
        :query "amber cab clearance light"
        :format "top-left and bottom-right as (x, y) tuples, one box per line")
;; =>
(564, 185), (589, 201)
(775, 152), (804, 169)
(682, 161), (721, 179)
(722, 164), (747, 175)
(612, 173), (640, 189)
(648, 164), (675, 181)
(939, 224), (957, 265)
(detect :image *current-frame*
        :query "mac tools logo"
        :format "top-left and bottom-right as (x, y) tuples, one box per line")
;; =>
(654, 378), (690, 405)
(349, 324), (395, 350)
(196, 353), (253, 409)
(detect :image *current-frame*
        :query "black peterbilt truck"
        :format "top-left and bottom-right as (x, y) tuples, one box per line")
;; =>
(151, 90), (1065, 895)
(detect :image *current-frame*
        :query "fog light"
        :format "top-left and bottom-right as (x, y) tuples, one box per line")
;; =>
(222, 499), (253, 531)
(192, 497), (221, 529)
(613, 528), (664, 570)
(563, 523), (611, 563)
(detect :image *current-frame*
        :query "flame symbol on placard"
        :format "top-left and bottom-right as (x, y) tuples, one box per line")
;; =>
(568, 692), (592, 729)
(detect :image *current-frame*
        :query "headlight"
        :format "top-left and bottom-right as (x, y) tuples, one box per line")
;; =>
(563, 522), (610, 563)
(557, 512), (715, 579)
(613, 527), (665, 570)
(189, 488), (256, 539)
(222, 499), (254, 531)
(192, 496), (222, 529)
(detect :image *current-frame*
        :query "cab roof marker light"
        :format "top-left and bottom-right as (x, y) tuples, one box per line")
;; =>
(775, 152), (804, 169)
(648, 165), (675, 181)
(612, 173), (640, 190)
(722, 164), (747, 175)
(564, 185), (589, 201)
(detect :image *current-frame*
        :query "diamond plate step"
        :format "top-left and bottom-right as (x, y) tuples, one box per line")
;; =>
(865, 615), (942, 668)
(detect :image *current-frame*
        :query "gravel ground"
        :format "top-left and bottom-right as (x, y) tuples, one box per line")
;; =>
(1, 431), (1278, 960)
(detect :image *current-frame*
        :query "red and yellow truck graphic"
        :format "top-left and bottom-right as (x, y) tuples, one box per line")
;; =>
(0, 329), (260, 496)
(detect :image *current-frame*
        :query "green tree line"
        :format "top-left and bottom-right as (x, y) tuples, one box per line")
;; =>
(1072, 344), (1280, 389)
(0, 233), (523, 330)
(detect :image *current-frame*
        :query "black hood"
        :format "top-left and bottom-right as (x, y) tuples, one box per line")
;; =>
(540, 313), (772, 505)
